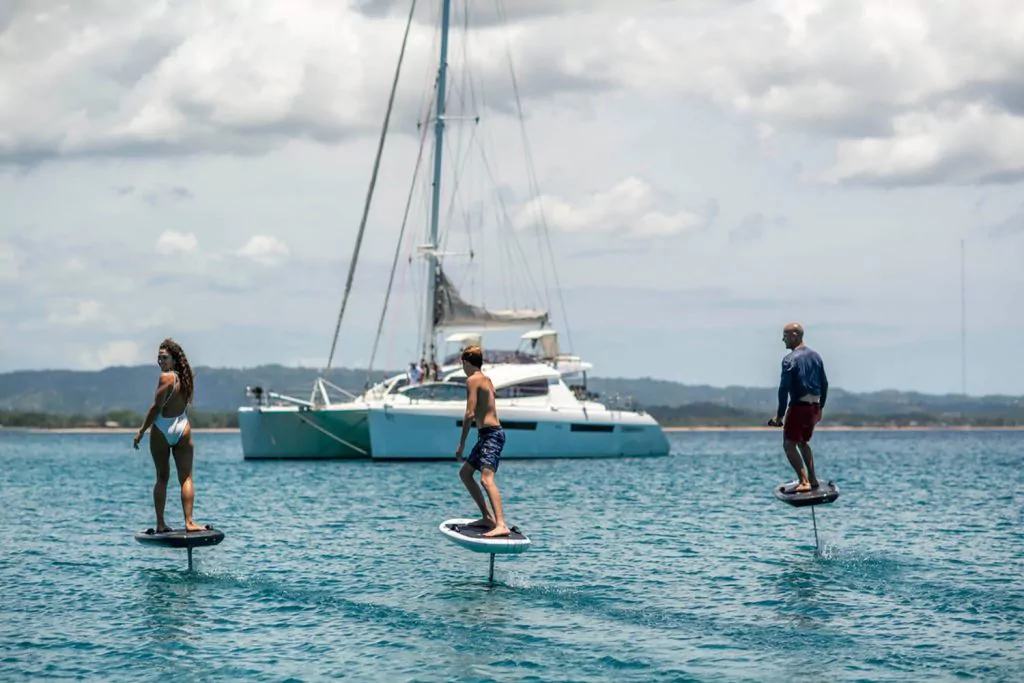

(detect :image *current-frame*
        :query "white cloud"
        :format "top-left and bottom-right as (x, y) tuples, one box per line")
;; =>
(78, 340), (140, 369)
(600, 0), (1024, 186)
(0, 2), (380, 162)
(237, 235), (290, 266)
(156, 230), (198, 254)
(515, 177), (706, 238)
(48, 299), (102, 326)
(6, 1), (1022, 186)
(826, 105), (1024, 185)
(0, 1), (614, 166)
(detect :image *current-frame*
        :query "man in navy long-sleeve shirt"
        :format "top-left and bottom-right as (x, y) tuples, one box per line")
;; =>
(768, 322), (828, 493)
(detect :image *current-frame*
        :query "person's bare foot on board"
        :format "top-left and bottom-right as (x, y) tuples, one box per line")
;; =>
(482, 523), (510, 538)
(185, 521), (207, 532)
(787, 480), (812, 494)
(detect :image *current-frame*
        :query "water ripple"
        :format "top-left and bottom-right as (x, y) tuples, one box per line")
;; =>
(1, 429), (1022, 681)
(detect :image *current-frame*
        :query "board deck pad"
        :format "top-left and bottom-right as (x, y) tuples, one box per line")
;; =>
(134, 526), (225, 548)
(773, 481), (840, 508)
(439, 518), (531, 554)
(444, 522), (529, 541)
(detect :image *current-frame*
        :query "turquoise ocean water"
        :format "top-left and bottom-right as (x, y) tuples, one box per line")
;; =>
(1, 429), (1022, 681)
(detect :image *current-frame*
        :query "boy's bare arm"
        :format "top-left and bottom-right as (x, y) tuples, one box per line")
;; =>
(456, 375), (480, 458)
(465, 375), (480, 418)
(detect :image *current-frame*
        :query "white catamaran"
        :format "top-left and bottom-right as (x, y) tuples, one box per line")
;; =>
(238, 0), (670, 461)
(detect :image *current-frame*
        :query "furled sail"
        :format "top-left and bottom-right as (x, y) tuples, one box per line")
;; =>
(434, 268), (548, 330)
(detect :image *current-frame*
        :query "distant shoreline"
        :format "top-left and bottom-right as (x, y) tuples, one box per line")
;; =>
(5, 425), (1023, 435)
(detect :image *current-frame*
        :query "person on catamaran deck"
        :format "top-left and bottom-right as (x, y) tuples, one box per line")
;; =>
(768, 323), (829, 494)
(132, 338), (206, 533)
(455, 344), (510, 538)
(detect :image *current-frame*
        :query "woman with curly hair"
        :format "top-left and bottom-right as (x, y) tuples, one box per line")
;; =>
(133, 338), (205, 533)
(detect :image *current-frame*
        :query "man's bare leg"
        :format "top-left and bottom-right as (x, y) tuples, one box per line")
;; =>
(460, 462), (494, 527)
(783, 439), (811, 492)
(172, 430), (205, 532)
(149, 432), (172, 533)
(796, 442), (818, 488)
(479, 469), (509, 537)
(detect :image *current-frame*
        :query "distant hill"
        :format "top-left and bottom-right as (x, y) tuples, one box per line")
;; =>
(588, 377), (1024, 418)
(0, 365), (1021, 424)
(0, 365), (395, 415)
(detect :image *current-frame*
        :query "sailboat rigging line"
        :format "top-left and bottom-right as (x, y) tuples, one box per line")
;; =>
(462, 207), (479, 305)
(383, 224), (419, 376)
(438, 14), (482, 267)
(493, 5), (552, 316)
(293, 412), (368, 456)
(370, 0), (553, 374)
(372, 2), (445, 376)
(439, 123), (479, 259)
(476, 143), (543, 308)
(458, 0), (527, 311)
(490, 193), (512, 309)
(367, 88), (437, 380)
(457, 2), (482, 301)
(414, 130), (436, 358)
(377, 58), (440, 374)
(458, 154), (477, 268)
(324, 0), (419, 375)
(497, 0), (573, 347)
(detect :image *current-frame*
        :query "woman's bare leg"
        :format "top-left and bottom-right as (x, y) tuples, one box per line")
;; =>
(148, 429), (172, 532)
(171, 427), (204, 531)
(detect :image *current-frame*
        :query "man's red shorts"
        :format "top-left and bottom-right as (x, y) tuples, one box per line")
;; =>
(783, 403), (821, 443)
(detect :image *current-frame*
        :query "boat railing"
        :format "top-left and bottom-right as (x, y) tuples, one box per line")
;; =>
(244, 377), (361, 409)
(601, 392), (640, 412)
(317, 377), (359, 401)
(244, 386), (314, 408)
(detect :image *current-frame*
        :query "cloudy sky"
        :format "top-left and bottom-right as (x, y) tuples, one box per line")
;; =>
(1, 0), (1022, 396)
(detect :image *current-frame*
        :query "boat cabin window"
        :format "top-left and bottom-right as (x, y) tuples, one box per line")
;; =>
(495, 378), (549, 399)
(386, 376), (410, 394)
(399, 382), (465, 402)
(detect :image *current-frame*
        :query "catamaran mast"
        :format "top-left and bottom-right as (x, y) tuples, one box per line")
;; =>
(425, 0), (452, 366)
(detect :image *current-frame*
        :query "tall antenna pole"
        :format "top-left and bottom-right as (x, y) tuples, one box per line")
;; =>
(960, 238), (966, 396)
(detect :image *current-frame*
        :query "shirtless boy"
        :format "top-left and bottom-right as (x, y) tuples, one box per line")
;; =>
(454, 345), (510, 538)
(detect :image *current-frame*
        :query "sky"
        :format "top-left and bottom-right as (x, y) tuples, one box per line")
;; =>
(1, 0), (1022, 396)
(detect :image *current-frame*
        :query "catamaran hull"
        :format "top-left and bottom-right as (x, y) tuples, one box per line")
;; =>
(238, 405), (372, 460)
(366, 404), (670, 460)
